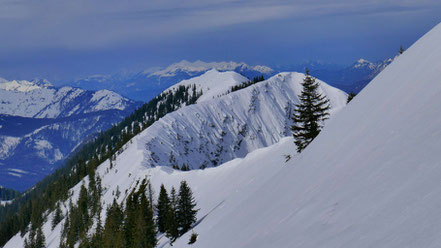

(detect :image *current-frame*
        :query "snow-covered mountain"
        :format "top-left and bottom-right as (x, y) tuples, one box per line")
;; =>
(71, 60), (275, 101)
(6, 22), (441, 248)
(3, 68), (347, 246)
(0, 79), (135, 118)
(142, 71), (346, 170)
(0, 80), (141, 191)
(311, 57), (394, 93)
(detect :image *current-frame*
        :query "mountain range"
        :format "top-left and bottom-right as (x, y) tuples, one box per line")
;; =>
(71, 60), (275, 102)
(0, 79), (141, 191)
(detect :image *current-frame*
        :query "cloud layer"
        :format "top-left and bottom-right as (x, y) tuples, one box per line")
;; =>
(1, 0), (439, 50)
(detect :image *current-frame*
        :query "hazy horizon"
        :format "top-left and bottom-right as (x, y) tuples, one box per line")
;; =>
(0, 0), (440, 82)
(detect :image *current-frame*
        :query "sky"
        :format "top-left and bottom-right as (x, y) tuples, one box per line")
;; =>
(0, 0), (440, 82)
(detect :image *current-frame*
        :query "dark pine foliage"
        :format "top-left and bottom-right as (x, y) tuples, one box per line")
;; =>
(231, 75), (265, 92)
(165, 187), (179, 242)
(177, 181), (198, 235)
(347, 92), (356, 103)
(156, 184), (170, 233)
(291, 69), (330, 153)
(0, 84), (203, 247)
(0, 187), (20, 201)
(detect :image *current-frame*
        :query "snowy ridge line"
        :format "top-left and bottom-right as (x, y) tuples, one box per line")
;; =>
(139, 71), (347, 170)
(0, 79), (138, 119)
(3, 70), (346, 247)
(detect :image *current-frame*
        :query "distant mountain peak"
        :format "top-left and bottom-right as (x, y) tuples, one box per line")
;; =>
(353, 58), (376, 69)
(0, 78), (53, 93)
(149, 60), (273, 78)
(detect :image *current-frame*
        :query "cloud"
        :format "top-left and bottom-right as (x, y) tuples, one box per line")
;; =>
(0, 0), (439, 51)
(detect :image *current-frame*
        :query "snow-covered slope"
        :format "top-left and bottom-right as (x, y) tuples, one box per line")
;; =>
(3, 70), (346, 246)
(0, 79), (136, 118)
(143, 71), (346, 169)
(168, 23), (441, 247)
(163, 69), (249, 103)
(0, 80), (141, 190)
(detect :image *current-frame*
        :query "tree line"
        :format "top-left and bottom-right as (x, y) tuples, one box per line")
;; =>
(24, 176), (198, 248)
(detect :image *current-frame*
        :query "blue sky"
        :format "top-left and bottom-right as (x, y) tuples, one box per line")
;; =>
(0, 0), (440, 82)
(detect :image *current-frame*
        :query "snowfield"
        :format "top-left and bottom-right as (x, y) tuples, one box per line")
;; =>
(143, 71), (346, 170)
(5, 22), (441, 248)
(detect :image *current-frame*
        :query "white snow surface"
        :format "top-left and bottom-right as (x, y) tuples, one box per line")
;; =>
(0, 136), (21, 159)
(144, 71), (346, 169)
(163, 69), (249, 103)
(4, 71), (346, 247)
(6, 22), (441, 248)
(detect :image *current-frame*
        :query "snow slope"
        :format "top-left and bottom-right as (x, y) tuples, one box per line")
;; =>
(163, 69), (249, 103)
(4, 70), (346, 246)
(169, 22), (441, 247)
(143, 71), (346, 169)
(7, 21), (440, 247)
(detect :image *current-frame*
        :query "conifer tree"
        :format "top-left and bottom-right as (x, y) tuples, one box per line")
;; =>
(24, 226), (46, 248)
(347, 92), (356, 103)
(177, 181), (198, 235)
(133, 192), (157, 248)
(52, 202), (63, 230)
(157, 184), (171, 233)
(291, 69), (330, 153)
(165, 187), (179, 242)
(102, 199), (124, 248)
(399, 45), (405, 54)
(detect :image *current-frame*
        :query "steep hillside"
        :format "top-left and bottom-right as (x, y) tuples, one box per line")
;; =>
(6, 21), (441, 248)
(142, 72), (346, 170)
(164, 23), (441, 247)
(2, 71), (346, 247)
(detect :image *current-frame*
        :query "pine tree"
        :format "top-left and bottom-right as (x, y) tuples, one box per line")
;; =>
(347, 92), (356, 103)
(165, 187), (179, 242)
(133, 192), (157, 248)
(24, 226), (46, 248)
(157, 184), (171, 233)
(34, 227), (45, 248)
(188, 232), (198, 245)
(52, 202), (63, 230)
(291, 69), (330, 153)
(177, 181), (198, 235)
(102, 199), (124, 248)
(399, 45), (405, 54)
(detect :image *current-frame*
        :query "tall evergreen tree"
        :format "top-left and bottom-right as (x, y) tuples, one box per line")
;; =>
(52, 202), (63, 230)
(291, 69), (330, 153)
(157, 184), (171, 233)
(177, 181), (198, 235)
(133, 192), (157, 248)
(165, 187), (179, 242)
(102, 199), (124, 248)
